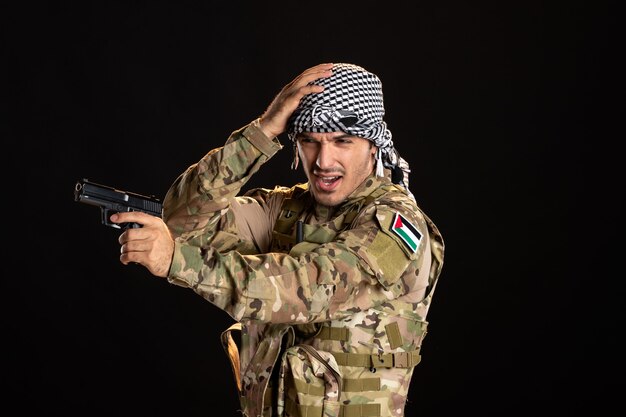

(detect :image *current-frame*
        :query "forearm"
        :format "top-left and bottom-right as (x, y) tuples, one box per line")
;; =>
(165, 222), (420, 324)
(166, 240), (373, 323)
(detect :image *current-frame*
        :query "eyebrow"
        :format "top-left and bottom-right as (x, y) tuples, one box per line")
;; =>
(296, 133), (355, 141)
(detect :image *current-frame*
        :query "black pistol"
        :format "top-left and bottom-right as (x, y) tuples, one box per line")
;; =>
(74, 178), (163, 229)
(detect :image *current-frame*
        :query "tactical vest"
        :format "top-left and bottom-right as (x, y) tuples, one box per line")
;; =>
(271, 182), (387, 253)
(221, 183), (444, 417)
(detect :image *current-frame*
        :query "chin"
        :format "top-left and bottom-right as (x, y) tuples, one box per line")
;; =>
(313, 194), (343, 207)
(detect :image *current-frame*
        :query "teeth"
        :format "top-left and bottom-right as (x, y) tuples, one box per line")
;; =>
(321, 176), (338, 183)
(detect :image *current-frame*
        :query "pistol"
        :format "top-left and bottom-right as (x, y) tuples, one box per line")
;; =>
(74, 178), (163, 229)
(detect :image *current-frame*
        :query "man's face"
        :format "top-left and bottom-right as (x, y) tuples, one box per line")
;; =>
(296, 131), (377, 207)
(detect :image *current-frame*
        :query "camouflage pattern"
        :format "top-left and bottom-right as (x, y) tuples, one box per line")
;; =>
(162, 121), (445, 417)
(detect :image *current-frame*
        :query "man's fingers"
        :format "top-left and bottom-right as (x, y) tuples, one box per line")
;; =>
(119, 239), (154, 266)
(259, 64), (333, 137)
(113, 211), (173, 278)
(120, 238), (152, 254)
(119, 250), (144, 266)
(110, 211), (159, 227)
(299, 63), (333, 82)
(289, 65), (333, 93)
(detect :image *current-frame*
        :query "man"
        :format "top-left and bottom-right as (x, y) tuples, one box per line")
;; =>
(112, 63), (445, 417)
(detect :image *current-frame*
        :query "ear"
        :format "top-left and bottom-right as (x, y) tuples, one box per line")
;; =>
(291, 141), (300, 170)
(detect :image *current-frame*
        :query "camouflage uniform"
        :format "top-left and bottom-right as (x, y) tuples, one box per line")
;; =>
(162, 121), (445, 417)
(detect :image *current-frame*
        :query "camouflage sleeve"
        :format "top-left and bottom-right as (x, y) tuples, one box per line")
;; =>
(162, 119), (283, 239)
(166, 197), (431, 324)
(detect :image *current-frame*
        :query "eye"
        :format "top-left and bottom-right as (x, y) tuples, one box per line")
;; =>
(335, 138), (353, 145)
(299, 137), (317, 145)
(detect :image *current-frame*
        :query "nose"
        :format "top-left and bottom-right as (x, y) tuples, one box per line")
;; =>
(315, 142), (336, 170)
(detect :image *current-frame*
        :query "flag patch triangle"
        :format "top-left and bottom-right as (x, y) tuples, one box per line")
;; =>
(390, 212), (422, 253)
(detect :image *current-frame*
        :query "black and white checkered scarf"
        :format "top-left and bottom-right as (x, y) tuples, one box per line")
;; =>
(287, 63), (412, 194)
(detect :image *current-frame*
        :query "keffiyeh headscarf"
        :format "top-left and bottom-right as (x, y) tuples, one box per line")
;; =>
(287, 63), (412, 193)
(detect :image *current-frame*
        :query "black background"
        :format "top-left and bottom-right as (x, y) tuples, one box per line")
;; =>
(4, 1), (622, 416)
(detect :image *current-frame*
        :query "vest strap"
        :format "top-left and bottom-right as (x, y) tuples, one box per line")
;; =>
(291, 377), (381, 397)
(220, 323), (242, 392)
(293, 378), (325, 396)
(331, 350), (421, 369)
(286, 398), (381, 417)
(343, 377), (381, 392)
(316, 326), (351, 341)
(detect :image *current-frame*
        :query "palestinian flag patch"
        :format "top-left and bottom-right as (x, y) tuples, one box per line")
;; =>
(390, 212), (422, 253)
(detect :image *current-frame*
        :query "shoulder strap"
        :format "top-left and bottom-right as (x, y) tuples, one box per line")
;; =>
(341, 183), (404, 228)
(220, 323), (242, 392)
(272, 184), (309, 248)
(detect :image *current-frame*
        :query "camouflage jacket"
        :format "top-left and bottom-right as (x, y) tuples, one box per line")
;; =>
(162, 120), (445, 417)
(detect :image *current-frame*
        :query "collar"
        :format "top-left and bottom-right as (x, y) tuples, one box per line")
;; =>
(310, 174), (397, 220)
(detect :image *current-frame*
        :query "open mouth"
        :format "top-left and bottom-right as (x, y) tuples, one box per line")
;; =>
(316, 175), (342, 192)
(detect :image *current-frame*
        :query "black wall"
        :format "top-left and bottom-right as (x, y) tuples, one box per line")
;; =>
(4, 1), (621, 415)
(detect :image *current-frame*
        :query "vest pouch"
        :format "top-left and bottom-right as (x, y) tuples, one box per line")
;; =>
(277, 344), (342, 417)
